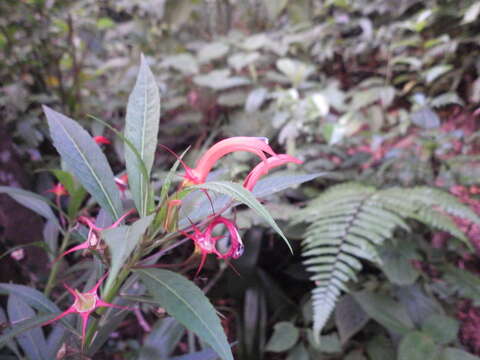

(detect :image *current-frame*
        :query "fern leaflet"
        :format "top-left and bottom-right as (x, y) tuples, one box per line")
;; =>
(296, 182), (480, 342)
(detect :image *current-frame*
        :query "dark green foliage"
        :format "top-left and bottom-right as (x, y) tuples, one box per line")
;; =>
(296, 182), (480, 340)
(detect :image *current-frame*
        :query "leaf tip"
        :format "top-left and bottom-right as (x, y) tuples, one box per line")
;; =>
(285, 238), (294, 254)
(42, 104), (55, 119)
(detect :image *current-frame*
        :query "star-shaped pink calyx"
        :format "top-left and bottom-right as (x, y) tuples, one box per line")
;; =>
(54, 209), (136, 262)
(42, 273), (130, 347)
(180, 216), (244, 276)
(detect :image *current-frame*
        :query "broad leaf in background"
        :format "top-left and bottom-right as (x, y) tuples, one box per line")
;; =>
(421, 314), (459, 345)
(265, 322), (299, 352)
(7, 294), (48, 360)
(197, 42), (229, 63)
(286, 343), (309, 360)
(334, 295), (369, 344)
(411, 107), (440, 129)
(103, 215), (153, 293)
(137, 269), (234, 360)
(397, 331), (438, 360)
(170, 348), (220, 360)
(441, 265), (480, 305)
(378, 239), (420, 286)
(263, 0), (289, 20)
(463, 2), (480, 24)
(138, 317), (185, 360)
(43, 106), (123, 220)
(162, 53), (199, 75)
(193, 70), (250, 90)
(276, 58), (314, 86)
(442, 348), (480, 360)
(395, 284), (444, 326)
(352, 291), (414, 335)
(124, 55), (160, 216)
(193, 181), (292, 253)
(245, 88), (268, 113)
(366, 335), (395, 360)
(0, 186), (59, 227)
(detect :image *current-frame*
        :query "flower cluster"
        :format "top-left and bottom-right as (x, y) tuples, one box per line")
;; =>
(170, 136), (302, 274)
(56, 137), (300, 275)
(179, 137), (301, 189)
(180, 216), (244, 276)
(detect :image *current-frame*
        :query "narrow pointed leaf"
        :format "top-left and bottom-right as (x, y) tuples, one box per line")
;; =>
(103, 215), (153, 293)
(125, 55), (160, 216)
(193, 181), (293, 253)
(0, 313), (53, 349)
(137, 269), (233, 360)
(0, 284), (75, 333)
(252, 172), (331, 198)
(7, 294), (48, 360)
(43, 106), (123, 220)
(0, 307), (22, 357)
(170, 348), (220, 360)
(159, 148), (189, 204)
(0, 186), (58, 226)
(0, 284), (60, 314)
(46, 323), (66, 359)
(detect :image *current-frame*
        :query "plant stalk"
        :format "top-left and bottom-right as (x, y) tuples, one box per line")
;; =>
(44, 228), (72, 297)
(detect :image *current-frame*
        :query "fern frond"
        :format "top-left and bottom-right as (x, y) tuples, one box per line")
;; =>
(378, 187), (480, 224)
(300, 182), (475, 342)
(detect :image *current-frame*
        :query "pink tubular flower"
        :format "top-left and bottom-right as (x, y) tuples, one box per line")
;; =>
(180, 222), (221, 277)
(175, 137), (277, 186)
(46, 183), (68, 197)
(42, 273), (130, 347)
(206, 216), (244, 259)
(115, 173), (129, 198)
(243, 154), (303, 191)
(93, 136), (111, 145)
(54, 209), (135, 262)
(180, 216), (243, 276)
(46, 183), (69, 227)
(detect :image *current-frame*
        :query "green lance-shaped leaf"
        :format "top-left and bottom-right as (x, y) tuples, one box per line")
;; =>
(193, 181), (293, 253)
(137, 269), (234, 360)
(7, 294), (48, 360)
(0, 186), (59, 227)
(0, 313), (54, 349)
(103, 215), (153, 293)
(125, 55), (160, 216)
(43, 106), (123, 220)
(0, 283), (76, 334)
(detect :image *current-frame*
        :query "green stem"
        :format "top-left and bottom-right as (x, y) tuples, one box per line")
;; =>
(84, 241), (145, 350)
(44, 228), (72, 297)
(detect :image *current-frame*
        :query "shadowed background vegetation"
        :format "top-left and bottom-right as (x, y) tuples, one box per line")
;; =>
(2, 0), (480, 359)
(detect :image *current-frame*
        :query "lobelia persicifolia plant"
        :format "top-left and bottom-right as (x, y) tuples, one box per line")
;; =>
(0, 55), (315, 359)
